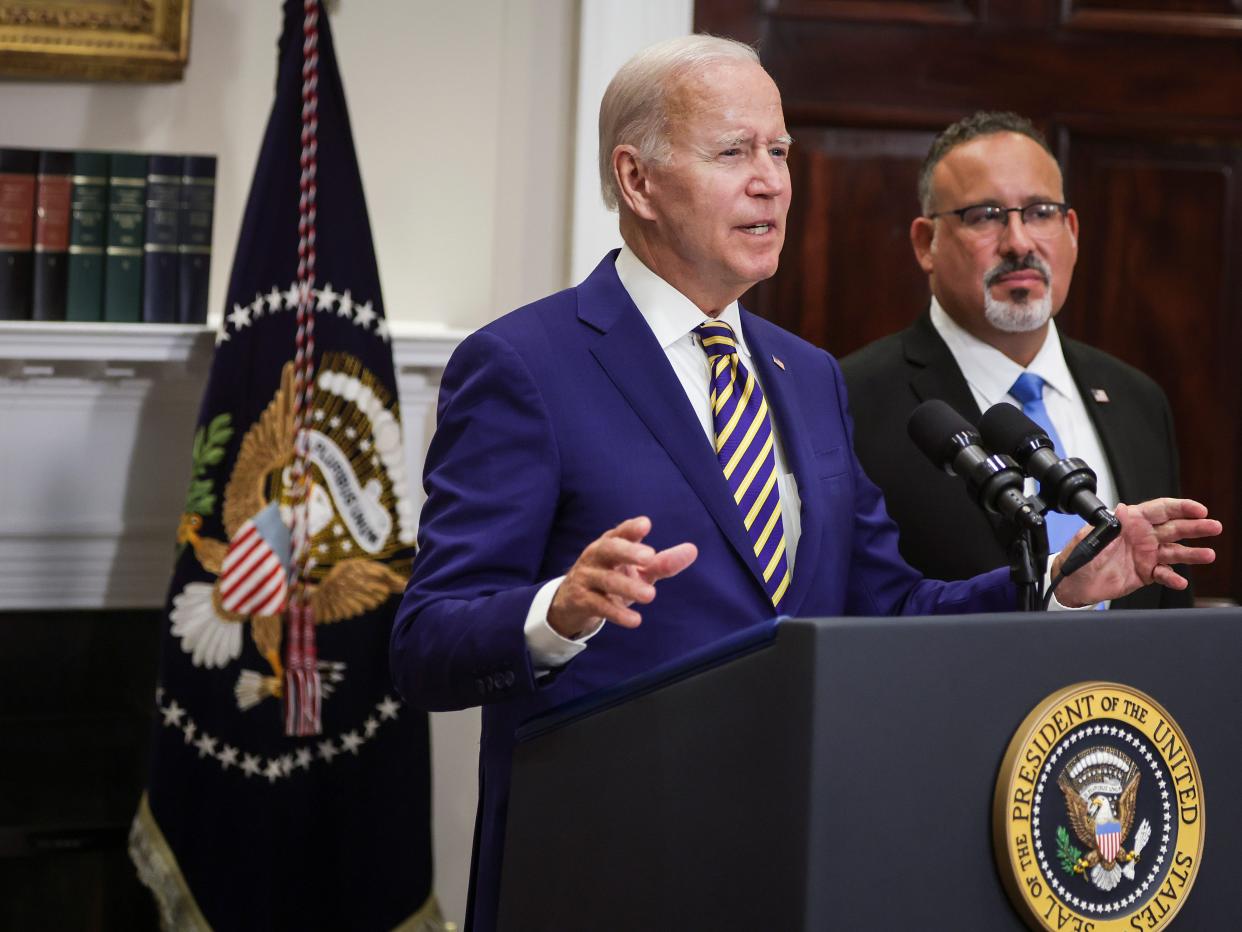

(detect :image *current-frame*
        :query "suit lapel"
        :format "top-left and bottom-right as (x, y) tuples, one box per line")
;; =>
(740, 313), (821, 616)
(577, 258), (771, 598)
(903, 311), (984, 420)
(1062, 340), (1136, 501)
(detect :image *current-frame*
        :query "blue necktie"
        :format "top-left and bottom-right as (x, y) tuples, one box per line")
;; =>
(696, 320), (791, 608)
(1007, 372), (1085, 553)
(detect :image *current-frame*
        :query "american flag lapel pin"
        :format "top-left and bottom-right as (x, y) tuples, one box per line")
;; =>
(772, 355), (785, 370)
(1091, 388), (1110, 404)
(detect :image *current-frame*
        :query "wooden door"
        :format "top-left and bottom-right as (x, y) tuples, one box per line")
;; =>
(696, 0), (1242, 600)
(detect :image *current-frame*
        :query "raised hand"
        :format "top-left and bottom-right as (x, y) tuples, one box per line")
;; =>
(548, 516), (698, 639)
(1054, 498), (1221, 608)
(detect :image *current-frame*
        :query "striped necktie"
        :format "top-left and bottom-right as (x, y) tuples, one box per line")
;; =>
(1008, 371), (1085, 553)
(695, 320), (791, 608)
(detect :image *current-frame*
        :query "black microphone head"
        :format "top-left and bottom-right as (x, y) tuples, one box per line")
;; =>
(979, 402), (1054, 462)
(908, 399), (979, 467)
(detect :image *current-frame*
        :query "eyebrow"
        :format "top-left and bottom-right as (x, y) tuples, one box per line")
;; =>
(712, 132), (795, 148)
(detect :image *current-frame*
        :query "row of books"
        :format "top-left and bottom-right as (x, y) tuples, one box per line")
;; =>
(0, 148), (217, 325)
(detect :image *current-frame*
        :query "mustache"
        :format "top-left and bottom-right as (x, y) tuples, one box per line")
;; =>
(984, 254), (1051, 288)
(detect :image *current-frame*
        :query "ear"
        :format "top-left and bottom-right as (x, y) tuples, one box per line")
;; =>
(614, 145), (659, 221)
(1065, 206), (1080, 251)
(910, 216), (936, 274)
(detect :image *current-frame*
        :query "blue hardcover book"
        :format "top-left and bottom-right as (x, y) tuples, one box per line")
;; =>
(177, 155), (216, 324)
(142, 154), (181, 323)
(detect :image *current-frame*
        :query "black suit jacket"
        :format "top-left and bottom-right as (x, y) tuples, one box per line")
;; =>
(839, 311), (1191, 609)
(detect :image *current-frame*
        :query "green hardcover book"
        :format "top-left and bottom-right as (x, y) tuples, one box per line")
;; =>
(103, 152), (147, 323)
(66, 151), (109, 322)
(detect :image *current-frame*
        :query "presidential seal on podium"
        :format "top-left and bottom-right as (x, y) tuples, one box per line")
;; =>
(993, 682), (1203, 931)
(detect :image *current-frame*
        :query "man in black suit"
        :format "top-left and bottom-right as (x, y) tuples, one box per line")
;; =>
(840, 111), (1189, 609)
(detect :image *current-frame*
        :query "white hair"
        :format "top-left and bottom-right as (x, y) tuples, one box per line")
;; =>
(597, 34), (760, 211)
(984, 290), (1053, 332)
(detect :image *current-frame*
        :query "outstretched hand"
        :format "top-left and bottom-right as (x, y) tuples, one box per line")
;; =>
(548, 516), (698, 639)
(1053, 498), (1221, 608)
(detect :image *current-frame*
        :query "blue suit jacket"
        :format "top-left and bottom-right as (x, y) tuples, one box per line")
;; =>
(391, 252), (1014, 931)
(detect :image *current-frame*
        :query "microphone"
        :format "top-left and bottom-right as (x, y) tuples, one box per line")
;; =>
(978, 403), (1113, 526)
(907, 400), (1043, 531)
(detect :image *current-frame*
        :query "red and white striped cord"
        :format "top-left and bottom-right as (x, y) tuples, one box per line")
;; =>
(285, 0), (322, 737)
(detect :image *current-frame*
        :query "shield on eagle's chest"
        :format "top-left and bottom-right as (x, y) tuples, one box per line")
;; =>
(218, 502), (291, 616)
(1096, 820), (1122, 862)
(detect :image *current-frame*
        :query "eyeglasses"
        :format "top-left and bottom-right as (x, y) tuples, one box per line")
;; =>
(928, 202), (1070, 236)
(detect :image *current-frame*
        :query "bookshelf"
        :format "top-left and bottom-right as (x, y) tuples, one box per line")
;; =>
(0, 320), (463, 609)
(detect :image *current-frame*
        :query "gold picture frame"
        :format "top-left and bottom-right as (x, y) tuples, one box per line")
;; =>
(0, 0), (191, 82)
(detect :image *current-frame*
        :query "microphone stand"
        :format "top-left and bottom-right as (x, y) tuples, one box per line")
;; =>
(1008, 498), (1049, 612)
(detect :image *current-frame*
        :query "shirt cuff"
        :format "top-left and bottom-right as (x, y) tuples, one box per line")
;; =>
(524, 576), (607, 672)
(1044, 560), (1103, 612)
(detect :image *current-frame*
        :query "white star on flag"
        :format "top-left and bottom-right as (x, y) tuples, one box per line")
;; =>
(341, 730), (364, 754)
(264, 759), (283, 783)
(194, 733), (218, 758)
(161, 701), (186, 726)
(284, 281), (301, 308)
(376, 696), (401, 720)
(266, 286), (284, 311)
(215, 327), (231, 347)
(241, 754), (261, 777)
(316, 282), (338, 311)
(354, 300), (376, 329)
(336, 289), (354, 319)
(228, 303), (252, 330)
(249, 293), (265, 315)
(182, 720), (197, 743)
(295, 748), (313, 769)
(318, 739), (338, 762)
(218, 745), (239, 769)
(375, 317), (391, 342)
(364, 716), (379, 737)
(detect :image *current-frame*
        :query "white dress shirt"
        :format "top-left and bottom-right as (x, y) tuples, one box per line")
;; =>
(524, 247), (802, 670)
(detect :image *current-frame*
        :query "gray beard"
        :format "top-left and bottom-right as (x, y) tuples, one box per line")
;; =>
(984, 288), (1052, 333)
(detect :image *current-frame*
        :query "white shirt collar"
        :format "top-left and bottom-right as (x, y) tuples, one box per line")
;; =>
(614, 246), (750, 357)
(928, 296), (1078, 407)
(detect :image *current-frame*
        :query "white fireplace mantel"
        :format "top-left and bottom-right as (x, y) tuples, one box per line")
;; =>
(0, 321), (463, 610)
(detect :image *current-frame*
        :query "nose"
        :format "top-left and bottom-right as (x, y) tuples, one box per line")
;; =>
(747, 151), (785, 198)
(998, 209), (1037, 256)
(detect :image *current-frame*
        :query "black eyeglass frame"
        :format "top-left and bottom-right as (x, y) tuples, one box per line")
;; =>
(926, 202), (1071, 227)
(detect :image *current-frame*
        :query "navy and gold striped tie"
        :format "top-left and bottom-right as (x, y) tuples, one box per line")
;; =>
(695, 320), (791, 608)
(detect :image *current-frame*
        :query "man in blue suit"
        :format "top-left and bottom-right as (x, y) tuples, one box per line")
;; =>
(391, 36), (1218, 932)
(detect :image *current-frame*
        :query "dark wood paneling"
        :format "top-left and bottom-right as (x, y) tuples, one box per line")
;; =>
(752, 127), (934, 353)
(1073, 0), (1242, 10)
(1062, 134), (1242, 598)
(1065, 0), (1242, 39)
(698, 0), (1242, 599)
(769, 0), (982, 26)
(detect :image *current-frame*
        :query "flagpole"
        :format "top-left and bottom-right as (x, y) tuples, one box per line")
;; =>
(286, 0), (322, 737)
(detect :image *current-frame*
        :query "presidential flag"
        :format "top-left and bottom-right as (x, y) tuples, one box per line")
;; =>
(129, 3), (445, 929)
